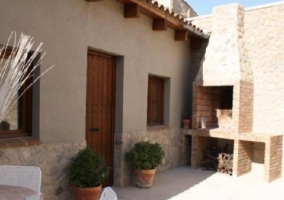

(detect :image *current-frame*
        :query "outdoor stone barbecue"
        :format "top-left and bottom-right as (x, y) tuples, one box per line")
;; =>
(190, 3), (282, 182)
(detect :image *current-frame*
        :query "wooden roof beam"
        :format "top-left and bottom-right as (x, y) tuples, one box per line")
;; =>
(175, 30), (188, 41)
(117, 0), (184, 30)
(85, 0), (103, 2)
(152, 19), (167, 31)
(124, 4), (141, 18)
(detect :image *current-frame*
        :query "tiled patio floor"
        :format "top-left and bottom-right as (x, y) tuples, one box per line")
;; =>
(112, 165), (284, 200)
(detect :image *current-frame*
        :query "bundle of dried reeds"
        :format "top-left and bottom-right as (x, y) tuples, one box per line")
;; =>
(0, 32), (54, 122)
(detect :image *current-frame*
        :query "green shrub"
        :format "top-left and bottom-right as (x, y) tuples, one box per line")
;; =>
(125, 141), (165, 170)
(68, 148), (109, 188)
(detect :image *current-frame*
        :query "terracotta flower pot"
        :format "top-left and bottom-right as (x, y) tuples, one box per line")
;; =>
(183, 119), (191, 129)
(135, 169), (156, 188)
(73, 185), (102, 200)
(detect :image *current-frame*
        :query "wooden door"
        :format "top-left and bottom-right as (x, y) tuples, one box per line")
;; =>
(86, 50), (115, 186)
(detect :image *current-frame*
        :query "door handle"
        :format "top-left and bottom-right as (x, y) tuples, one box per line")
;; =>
(89, 127), (100, 132)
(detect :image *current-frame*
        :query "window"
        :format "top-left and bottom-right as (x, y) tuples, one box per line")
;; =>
(0, 48), (33, 138)
(147, 76), (164, 125)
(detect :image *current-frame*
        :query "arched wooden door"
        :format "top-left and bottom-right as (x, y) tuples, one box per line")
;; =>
(86, 50), (115, 186)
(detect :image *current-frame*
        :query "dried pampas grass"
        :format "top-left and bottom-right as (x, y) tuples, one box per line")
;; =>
(0, 32), (54, 122)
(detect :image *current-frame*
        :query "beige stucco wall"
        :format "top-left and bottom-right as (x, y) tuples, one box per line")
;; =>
(0, 0), (191, 143)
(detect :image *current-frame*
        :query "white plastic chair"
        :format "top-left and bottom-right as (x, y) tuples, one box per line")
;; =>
(0, 165), (42, 199)
(99, 187), (117, 200)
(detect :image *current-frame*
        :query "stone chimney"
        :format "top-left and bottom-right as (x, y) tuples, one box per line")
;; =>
(192, 4), (254, 133)
(195, 4), (253, 85)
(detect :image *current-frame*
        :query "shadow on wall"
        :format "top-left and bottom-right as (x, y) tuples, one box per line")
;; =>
(186, 40), (208, 118)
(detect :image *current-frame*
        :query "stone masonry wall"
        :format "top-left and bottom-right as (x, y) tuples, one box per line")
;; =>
(244, 3), (284, 135)
(114, 128), (187, 186)
(0, 140), (86, 200)
(244, 2), (284, 173)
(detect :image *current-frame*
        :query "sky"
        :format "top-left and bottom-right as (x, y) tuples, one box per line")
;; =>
(185, 0), (283, 15)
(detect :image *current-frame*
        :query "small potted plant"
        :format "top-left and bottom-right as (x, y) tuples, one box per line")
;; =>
(125, 141), (165, 188)
(68, 148), (109, 200)
(183, 113), (191, 129)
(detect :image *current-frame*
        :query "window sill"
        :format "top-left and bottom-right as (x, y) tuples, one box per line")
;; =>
(0, 137), (41, 149)
(147, 125), (169, 132)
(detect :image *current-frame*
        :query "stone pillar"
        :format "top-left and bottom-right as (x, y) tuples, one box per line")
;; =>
(233, 81), (254, 133)
(264, 135), (283, 182)
(238, 81), (254, 132)
(233, 140), (253, 177)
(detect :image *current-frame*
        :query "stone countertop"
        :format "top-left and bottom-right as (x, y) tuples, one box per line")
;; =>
(183, 128), (283, 142)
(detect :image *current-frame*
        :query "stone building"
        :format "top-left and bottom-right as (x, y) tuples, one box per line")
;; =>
(0, 0), (283, 199)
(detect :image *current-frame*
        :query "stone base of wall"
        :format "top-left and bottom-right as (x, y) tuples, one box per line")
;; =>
(114, 128), (189, 186)
(0, 140), (86, 200)
(1, 129), (280, 200)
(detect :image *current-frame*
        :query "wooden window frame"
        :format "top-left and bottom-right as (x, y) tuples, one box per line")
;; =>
(147, 76), (164, 126)
(0, 47), (33, 139)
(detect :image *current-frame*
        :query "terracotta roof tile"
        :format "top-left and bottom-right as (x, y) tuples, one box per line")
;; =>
(147, 0), (208, 37)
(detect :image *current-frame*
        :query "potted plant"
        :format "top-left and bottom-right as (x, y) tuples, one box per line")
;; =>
(183, 113), (191, 129)
(68, 148), (109, 200)
(125, 141), (165, 188)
